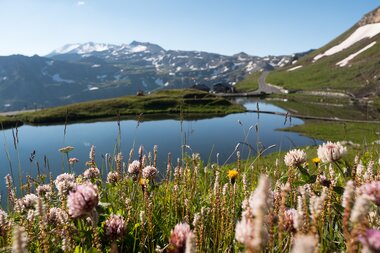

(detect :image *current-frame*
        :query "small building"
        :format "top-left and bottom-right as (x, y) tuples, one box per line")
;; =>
(212, 83), (236, 93)
(136, 90), (145, 96)
(191, 84), (210, 92)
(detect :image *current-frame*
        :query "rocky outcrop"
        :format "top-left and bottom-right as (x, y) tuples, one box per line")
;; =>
(359, 7), (380, 26)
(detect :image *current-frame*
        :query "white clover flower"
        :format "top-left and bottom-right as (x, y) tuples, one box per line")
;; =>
(284, 149), (307, 167)
(317, 141), (347, 163)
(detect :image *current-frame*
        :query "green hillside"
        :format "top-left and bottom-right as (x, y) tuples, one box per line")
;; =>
(267, 30), (380, 96)
(12, 89), (244, 125)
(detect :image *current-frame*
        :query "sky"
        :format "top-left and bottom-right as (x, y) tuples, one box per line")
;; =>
(0, 1), (379, 57)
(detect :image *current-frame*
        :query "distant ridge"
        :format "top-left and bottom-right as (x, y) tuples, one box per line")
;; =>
(0, 41), (299, 111)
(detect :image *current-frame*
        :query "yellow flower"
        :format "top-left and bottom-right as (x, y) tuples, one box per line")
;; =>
(312, 157), (321, 165)
(139, 178), (148, 186)
(228, 169), (239, 183)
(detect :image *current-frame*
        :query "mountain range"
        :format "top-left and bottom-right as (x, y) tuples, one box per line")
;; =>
(0, 41), (303, 111)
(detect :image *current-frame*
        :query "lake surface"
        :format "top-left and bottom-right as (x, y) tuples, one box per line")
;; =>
(0, 98), (321, 202)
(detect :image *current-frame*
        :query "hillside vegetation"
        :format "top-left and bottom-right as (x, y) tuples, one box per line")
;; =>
(4, 89), (244, 125)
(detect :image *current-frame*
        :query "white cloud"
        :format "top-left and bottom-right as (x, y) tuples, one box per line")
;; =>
(77, 1), (85, 6)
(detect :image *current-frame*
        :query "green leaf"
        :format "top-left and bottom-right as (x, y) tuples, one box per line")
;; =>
(308, 175), (317, 184)
(298, 166), (310, 177)
(333, 186), (344, 195)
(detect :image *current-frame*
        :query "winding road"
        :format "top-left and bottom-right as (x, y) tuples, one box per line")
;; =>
(216, 71), (286, 97)
(257, 71), (285, 94)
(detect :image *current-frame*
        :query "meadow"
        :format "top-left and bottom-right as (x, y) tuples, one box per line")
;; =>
(1, 124), (380, 253)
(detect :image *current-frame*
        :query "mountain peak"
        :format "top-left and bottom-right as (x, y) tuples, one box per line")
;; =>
(359, 6), (380, 26)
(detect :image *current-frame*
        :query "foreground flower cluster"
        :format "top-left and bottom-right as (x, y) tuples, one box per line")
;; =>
(1, 141), (380, 252)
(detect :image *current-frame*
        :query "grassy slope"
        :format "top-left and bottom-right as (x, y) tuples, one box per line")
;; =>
(235, 71), (261, 92)
(282, 120), (380, 144)
(0, 115), (23, 129)
(268, 94), (379, 120)
(266, 25), (380, 93)
(16, 89), (245, 124)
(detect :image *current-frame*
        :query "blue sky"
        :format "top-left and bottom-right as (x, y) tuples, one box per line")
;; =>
(0, 1), (379, 56)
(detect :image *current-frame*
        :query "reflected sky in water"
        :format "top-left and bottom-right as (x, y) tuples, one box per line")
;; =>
(0, 99), (321, 203)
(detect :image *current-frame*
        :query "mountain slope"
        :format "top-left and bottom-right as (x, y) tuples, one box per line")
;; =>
(0, 41), (296, 111)
(265, 6), (380, 98)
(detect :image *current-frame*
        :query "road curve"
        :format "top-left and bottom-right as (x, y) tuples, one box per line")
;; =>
(257, 71), (285, 94)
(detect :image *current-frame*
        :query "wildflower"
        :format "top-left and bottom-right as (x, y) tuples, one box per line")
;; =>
(83, 167), (100, 180)
(67, 183), (99, 218)
(169, 222), (193, 253)
(105, 214), (126, 240)
(228, 169), (239, 184)
(0, 209), (9, 236)
(22, 194), (38, 209)
(359, 229), (380, 253)
(350, 194), (372, 223)
(284, 149), (307, 167)
(89, 145), (96, 161)
(36, 184), (52, 198)
(54, 173), (76, 196)
(142, 165), (158, 179)
(291, 234), (317, 253)
(235, 217), (255, 245)
(359, 181), (380, 206)
(47, 207), (69, 225)
(107, 171), (118, 184)
(12, 226), (28, 253)
(184, 232), (196, 253)
(312, 157), (320, 165)
(139, 178), (148, 186)
(317, 141), (347, 163)
(309, 188), (327, 217)
(68, 158), (79, 165)
(58, 146), (74, 153)
(128, 160), (140, 175)
(284, 208), (297, 231)
(342, 180), (355, 208)
(236, 175), (272, 251)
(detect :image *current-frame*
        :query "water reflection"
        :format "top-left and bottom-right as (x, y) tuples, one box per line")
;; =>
(0, 99), (320, 203)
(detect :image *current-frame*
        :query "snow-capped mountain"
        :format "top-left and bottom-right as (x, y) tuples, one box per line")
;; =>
(0, 41), (300, 111)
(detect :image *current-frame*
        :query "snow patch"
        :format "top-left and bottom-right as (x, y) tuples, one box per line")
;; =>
(52, 74), (74, 84)
(287, 65), (303, 72)
(245, 61), (257, 72)
(131, 45), (147, 53)
(54, 43), (81, 54)
(89, 87), (99, 91)
(314, 23), (380, 61)
(336, 41), (376, 67)
(91, 64), (101, 68)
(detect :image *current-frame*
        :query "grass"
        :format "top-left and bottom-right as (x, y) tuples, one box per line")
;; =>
(267, 94), (380, 120)
(0, 115), (23, 129)
(282, 120), (380, 144)
(1, 134), (379, 252)
(266, 32), (380, 95)
(235, 71), (261, 92)
(0, 89), (245, 126)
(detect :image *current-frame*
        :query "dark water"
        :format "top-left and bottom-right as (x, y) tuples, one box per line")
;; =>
(0, 98), (320, 202)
